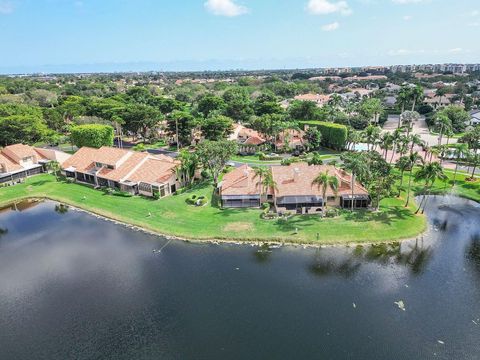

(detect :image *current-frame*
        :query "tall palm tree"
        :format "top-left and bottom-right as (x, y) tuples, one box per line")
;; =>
(410, 85), (424, 111)
(47, 161), (61, 181)
(403, 153), (424, 207)
(380, 132), (394, 160)
(414, 162), (447, 214)
(253, 167), (270, 202)
(397, 86), (411, 119)
(341, 152), (369, 211)
(389, 129), (402, 164)
(435, 113), (452, 147)
(395, 155), (411, 196)
(451, 143), (469, 189)
(364, 125), (381, 151)
(261, 169), (278, 208)
(312, 171), (339, 215)
(408, 134), (424, 155)
(467, 151), (480, 179)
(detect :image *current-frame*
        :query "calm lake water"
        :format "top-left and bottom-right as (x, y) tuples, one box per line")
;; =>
(0, 197), (479, 360)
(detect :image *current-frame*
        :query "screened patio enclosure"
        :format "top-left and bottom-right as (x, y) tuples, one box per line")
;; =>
(340, 195), (370, 209)
(221, 195), (261, 208)
(276, 196), (324, 211)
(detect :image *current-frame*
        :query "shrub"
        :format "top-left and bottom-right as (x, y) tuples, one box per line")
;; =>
(70, 124), (114, 148)
(325, 208), (339, 218)
(112, 190), (133, 198)
(261, 202), (270, 210)
(133, 143), (146, 151)
(300, 121), (348, 150)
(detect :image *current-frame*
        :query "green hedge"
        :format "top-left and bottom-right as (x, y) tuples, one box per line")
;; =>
(300, 121), (347, 150)
(70, 124), (114, 149)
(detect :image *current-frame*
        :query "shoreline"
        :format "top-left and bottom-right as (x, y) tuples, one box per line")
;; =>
(2, 196), (431, 248)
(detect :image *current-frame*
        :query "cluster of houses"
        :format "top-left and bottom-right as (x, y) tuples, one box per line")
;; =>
(219, 163), (370, 214)
(61, 146), (182, 198)
(0, 143), (182, 199)
(0, 144), (70, 184)
(1, 143), (371, 214)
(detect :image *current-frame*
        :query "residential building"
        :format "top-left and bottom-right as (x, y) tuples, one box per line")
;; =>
(219, 163), (370, 213)
(468, 110), (480, 126)
(61, 146), (181, 198)
(294, 93), (331, 106)
(229, 124), (267, 154)
(219, 164), (268, 208)
(0, 144), (70, 184)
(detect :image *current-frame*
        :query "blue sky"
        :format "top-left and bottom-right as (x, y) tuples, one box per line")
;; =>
(0, 0), (479, 73)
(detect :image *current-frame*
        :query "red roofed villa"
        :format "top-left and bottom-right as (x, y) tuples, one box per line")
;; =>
(219, 163), (370, 214)
(61, 146), (182, 198)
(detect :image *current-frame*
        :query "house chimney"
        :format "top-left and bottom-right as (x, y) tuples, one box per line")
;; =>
(293, 167), (300, 182)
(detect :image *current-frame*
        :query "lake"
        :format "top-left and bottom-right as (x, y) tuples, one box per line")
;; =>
(0, 197), (479, 359)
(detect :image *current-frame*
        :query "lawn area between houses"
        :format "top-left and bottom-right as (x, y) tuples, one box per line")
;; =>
(0, 174), (431, 245)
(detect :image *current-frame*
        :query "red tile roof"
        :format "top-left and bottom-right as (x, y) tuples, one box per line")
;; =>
(220, 165), (263, 196)
(271, 163), (368, 198)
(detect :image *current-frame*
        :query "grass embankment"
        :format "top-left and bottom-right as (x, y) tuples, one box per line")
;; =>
(0, 174), (430, 245)
(398, 169), (480, 203)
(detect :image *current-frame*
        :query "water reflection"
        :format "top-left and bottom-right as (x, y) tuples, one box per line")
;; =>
(308, 240), (433, 278)
(466, 234), (480, 276)
(54, 204), (69, 214)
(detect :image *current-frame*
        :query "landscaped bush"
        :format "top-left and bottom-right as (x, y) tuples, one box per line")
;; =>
(281, 157), (300, 166)
(133, 143), (146, 151)
(112, 190), (133, 198)
(325, 208), (339, 218)
(258, 152), (283, 161)
(300, 121), (348, 150)
(70, 124), (114, 148)
(186, 194), (208, 206)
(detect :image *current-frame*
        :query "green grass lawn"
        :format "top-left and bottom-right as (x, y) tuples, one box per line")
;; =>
(0, 174), (431, 245)
(398, 168), (480, 203)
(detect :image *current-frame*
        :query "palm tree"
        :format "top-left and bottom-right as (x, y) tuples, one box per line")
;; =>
(467, 151), (480, 179)
(328, 93), (343, 110)
(403, 153), (424, 207)
(451, 143), (469, 189)
(261, 169), (278, 208)
(364, 125), (381, 151)
(434, 113), (452, 147)
(408, 134), (424, 155)
(312, 171), (339, 215)
(395, 156), (411, 196)
(397, 86), (411, 119)
(389, 129), (402, 164)
(380, 133), (394, 160)
(414, 162), (447, 214)
(341, 152), (369, 211)
(47, 161), (61, 181)
(410, 85), (424, 111)
(253, 167), (270, 202)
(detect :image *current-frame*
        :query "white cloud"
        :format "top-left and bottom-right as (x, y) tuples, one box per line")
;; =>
(403, 15), (413, 20)
(204, 0), (248, 17)
(468, 22), (480, 27)
(322, 22), (340, 31)
(448, 48), (463, 53)
(0, 1), (14, 14)
(307, 0), (352, 16)
(392, 0), (427, 4)
(471, 10), (479, 17)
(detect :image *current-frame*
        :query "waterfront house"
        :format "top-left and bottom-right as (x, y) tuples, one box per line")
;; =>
(0, 144), (70, 184)
(271, 163), (370, 214)
(61, 146), (181, 198)
(219, 164), (267, 208)
(219, 163), (370, 213)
